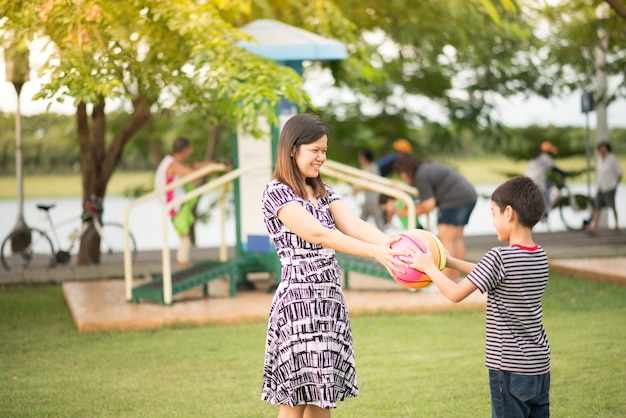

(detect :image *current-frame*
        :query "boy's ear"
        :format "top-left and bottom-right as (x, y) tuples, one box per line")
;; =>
(504, 204), (515, 220)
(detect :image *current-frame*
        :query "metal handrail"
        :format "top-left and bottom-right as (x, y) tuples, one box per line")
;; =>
(323, 160), (418, 196)
(157, 163), (272, 304)
(122, 163), (229, 302)
(123, 159), (421, 305)
(321, 159), (421, 229)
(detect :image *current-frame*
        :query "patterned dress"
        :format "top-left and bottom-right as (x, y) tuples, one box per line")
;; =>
(261, 180), (358, 409)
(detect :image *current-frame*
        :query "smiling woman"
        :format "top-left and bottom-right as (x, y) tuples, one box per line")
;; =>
(260, 113), (410, 416)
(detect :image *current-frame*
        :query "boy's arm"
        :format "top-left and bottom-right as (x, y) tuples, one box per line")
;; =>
(408, 250), (478, 303)
(421, 264), (478, 303)
(445, 255), (476, 275)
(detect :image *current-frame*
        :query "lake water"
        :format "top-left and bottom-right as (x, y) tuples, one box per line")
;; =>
(1, 183), (624, 254)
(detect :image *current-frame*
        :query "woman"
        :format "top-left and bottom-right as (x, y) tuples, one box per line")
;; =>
(261, 113), (407, 418)
(393, 153), (477, 280)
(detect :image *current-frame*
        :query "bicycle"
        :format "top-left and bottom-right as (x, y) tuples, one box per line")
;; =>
(1, 197), (138, 271)
(545, 172), (595, 231)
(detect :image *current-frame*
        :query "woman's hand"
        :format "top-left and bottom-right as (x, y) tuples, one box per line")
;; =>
(372, 236), (410, 278)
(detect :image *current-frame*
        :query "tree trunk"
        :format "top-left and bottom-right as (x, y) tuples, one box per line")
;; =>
(76, 94), (152, 264)
(203, 123), (223, 161)
(605, 0), (626, 18)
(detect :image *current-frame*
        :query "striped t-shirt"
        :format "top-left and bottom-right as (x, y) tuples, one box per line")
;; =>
(467, 244), (551, 375)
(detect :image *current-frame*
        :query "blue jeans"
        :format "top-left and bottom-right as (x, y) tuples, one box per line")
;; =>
(489, 369), (550, 418)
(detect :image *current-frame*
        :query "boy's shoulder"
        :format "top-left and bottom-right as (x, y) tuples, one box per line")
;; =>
(484, 244), (546, 259)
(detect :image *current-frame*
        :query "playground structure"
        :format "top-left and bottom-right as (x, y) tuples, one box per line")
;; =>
(121, 20), (420, 305)
(121, 158), (418, 305)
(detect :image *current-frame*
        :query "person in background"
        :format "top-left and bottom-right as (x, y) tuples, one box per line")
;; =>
(524, 141), (568, 220)
(354, 148), (385, 229)
(393, 198), (423, 231)
(586, 140), (623, 235)
(260, 113), (408, 418)
(379, 194), (397, 228)
(407, 176), (551, 418)
(375, 138), (414, 177)
(154, 137), (216, 269)
(375, 139), (419, 232)
(393, 153), (477, 281)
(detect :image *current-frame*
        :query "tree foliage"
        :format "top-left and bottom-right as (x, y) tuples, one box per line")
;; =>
(1, 0), (326, 263)
(241, 0), (550, 155)
(536, 0), (626, 103)
(0, 0), (313, 201)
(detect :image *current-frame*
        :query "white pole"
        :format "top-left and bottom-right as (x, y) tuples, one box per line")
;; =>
(595, 3), (610, 229)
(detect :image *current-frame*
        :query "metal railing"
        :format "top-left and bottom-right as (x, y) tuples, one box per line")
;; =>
(321, 159), (421, 229)
(122, 162), (230, 302)
(122, 159), (420, 305)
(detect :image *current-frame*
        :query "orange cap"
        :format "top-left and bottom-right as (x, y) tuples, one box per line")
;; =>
(393, 139), (413, 154)
(540, 141), (558, 154)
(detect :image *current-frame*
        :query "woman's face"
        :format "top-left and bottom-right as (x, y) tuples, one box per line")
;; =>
(294, 134), (327, 179)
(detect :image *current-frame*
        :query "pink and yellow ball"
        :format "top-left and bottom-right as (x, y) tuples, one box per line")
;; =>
(391, 229), (446, 289)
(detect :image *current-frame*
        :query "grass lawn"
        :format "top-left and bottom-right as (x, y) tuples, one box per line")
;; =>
(1, 274), (625, 417)
(0, 171), (154, 199)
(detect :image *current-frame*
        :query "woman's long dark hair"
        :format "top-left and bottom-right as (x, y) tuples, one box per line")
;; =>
(273, 113), (328, 200)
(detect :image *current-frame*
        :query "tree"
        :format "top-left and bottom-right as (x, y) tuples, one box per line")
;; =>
(242, 1), (548, 155)
(605, 0), (626, 18)
(1, 0), (313, 263)
(536, 1), (625, 104)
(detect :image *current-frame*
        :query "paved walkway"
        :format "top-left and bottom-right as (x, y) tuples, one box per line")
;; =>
(2, 230), (625, 332)
(63, 273), (490, 332)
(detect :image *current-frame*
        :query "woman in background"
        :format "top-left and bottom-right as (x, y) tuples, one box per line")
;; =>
(393, 153), (477, 281)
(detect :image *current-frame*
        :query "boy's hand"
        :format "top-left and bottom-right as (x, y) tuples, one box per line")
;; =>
(403, 242), (436, 273)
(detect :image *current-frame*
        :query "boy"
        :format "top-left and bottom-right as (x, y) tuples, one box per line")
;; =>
(408, 176), (550, 418)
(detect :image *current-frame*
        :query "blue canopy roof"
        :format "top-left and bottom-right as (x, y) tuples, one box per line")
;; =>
(239, 19), (347, 62)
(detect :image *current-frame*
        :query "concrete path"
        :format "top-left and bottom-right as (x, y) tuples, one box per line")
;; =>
(2, 230), (624, 332)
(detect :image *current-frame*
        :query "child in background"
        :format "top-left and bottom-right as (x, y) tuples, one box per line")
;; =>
(407, 176), (551, 418)
(393, 198), (422, 230)
(355, 148), (385, 229)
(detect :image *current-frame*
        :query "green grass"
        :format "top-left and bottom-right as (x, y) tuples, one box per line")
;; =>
(3, 155), (624, 199)
(1, 274), (625, 417)
(0, 172), (154, 199)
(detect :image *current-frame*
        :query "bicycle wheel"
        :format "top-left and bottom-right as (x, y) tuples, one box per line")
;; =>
(82, 222), (137, 265)
(1, 228), (56, 271)
(558, 191), (594, 231)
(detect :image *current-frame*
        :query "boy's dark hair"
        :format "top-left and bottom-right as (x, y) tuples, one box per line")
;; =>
(597, 140), (612, 152)
(491, 176), (545, 228)
(378, 194), (395, 205)
(173, 137), (191, 153)
(360, 148), (374, 162)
